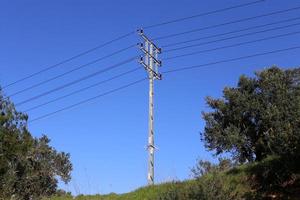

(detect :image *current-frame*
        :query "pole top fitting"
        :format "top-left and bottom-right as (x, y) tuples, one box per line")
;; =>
(157, 48), (162, 54)
(158, 74), (162, 80)
(137, 28), (144, 36)
(137, 42), (144, 49)
(138, 56), (143, 64)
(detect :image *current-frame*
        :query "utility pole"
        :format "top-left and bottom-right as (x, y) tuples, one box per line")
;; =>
(137, 29), (162, 185)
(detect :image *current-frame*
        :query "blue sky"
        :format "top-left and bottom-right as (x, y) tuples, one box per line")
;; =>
(1, 0), (300, 195)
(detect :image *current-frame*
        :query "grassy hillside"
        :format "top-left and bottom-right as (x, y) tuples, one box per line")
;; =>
(47, 181), (195, 200)
(47, 156), (300, 200)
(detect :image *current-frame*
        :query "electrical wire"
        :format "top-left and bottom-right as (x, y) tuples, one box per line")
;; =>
(162, 16), (300, 48)
(164, 22), (300, 52)
(28, 77), (147, 123)
(24, 67), (141, 112)
(143, 0), (265, 29)
(153, 6), (300, 40)
(163, 46), (300, 74)
(7, 44), (136, 98)
(15, 56), (137, 106)
(10, 1), (300, 124)
(28, 46), (300, 123)
(3, 31), (135, 89)
(164, 31), (300, 60)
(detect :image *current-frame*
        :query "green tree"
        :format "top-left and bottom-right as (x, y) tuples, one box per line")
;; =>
(191, 158), (234, 178)
(0, 89), (72, 200)
(201, 67), (300, 163)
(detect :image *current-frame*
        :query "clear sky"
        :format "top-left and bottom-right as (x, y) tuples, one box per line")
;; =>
(1, 0), (300, 195)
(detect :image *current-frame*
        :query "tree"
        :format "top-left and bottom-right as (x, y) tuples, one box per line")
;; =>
(191, 158), (234, 178)
(0, 89), (72, 199)
(201, 67), (300, 163)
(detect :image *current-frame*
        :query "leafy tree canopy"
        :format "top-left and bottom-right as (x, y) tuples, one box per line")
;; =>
(202, 67), (300, 163)
(0, 89), (72, 200)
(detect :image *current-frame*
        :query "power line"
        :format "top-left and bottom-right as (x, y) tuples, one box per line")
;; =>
(153, 6), (300, 40)
(162, 16), (300, 48)
(3, 31), (135, 89)
(163, 46), (300, 74)
(164, 31), (300, 60)
(24, 67), (141, 112)
(27, 46), (300, 123)
(143, 0), (265, 29)
(28, 77), (147, 123)
(15, 56), (137, 107)
(164, 22), (300, 52)
(7, 44), (136, 98)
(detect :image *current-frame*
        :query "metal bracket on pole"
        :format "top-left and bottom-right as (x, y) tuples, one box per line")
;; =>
(137, 29), (162, 53)
(137, 28), (162, 185)
(137, 28), (162, 80)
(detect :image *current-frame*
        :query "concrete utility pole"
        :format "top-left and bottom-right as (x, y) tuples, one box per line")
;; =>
(138, 29), (162, 185)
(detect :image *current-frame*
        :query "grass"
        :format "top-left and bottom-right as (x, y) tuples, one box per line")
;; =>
(47, 181), (194, 200)
(47, 156), (300, 200)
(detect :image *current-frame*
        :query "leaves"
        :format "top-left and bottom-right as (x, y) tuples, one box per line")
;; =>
(201, 67), (300, 162)
(0, 89), (72, 199)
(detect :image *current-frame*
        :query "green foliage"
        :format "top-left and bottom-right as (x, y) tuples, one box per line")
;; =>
(158, 159), (244, 200)
(0, 90), (72, 200)
(202, 67), (300, 162)
(199, 172), (245, 200)
(231, 155), (300, 199)
(45, 157), (300, 200)
(191, 158), (234, 178)
(158, 181), (204, 200)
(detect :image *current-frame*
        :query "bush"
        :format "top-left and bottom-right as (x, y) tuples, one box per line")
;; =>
(244, 155), (300, 199)
(158, 181), (204, 200)
(0, 90), (72, 199)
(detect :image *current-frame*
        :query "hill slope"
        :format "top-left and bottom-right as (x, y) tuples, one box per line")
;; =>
(48, 156), (300, 200)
